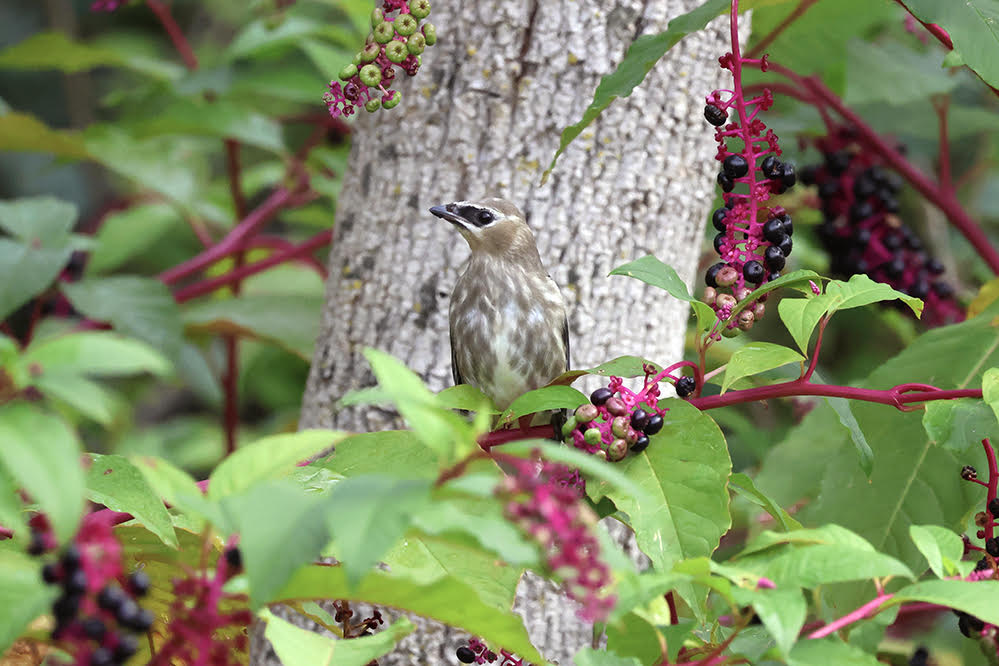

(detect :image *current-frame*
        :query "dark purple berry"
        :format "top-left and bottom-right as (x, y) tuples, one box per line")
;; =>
(28, 530), (46, 556)
(590, 387), (613, 406)
(704, 104), (727, 126)
(909, 646), (929, 666)
(98, 584), (126, 612)
(89, 647), (114, 666)
(723, 154), (749, 179)
(115, 598), (140, 627)
(705, 262), (725, 288)
(908, 281), (930, 299)
(779, 214), (793, 236)
(743, 260), (765, 284)
(225, 547), (243, 571)
(717, 172), (734, 192)
(114, 635), (139, 661)
(456, 646), (476, 663)
(711, 207), (728, 231)
(61, 544), (82, 571)
(760, 155), (780, 179)
(128, 570), (150, 597)
(644, 414), (664, 435)
(988, 497), (999, 517)
(987, 537), (999, 557)
(883, 233), (903, 250)
(779, 162), (796, 188)
(849, 201), (873, 222)
(768, 271), (782, 282)
(800, 165), (818, 185)
(853, 176), (876, 199)
(713, 232), (726, 254)
(762, 218), (784, 244)
(926, 258), (945, 275)
(65, 567), (88, 594)
(52, 593), (81, 622)
(777, 235), (793, 257)
(932, 281), (954, 298)
(883, 171), (903, 192)
(852, 227), (872, 247)
(974, 556), (989, 571)
(825, 150), (851, 175)
(124, 607), (154, 633)
(630, 435), (650, 453)
(885, 257), (905, 279)
(82, 617), (106, 640)
(42, 562), (60, 584)
(630, 409), (648, 431)
(764, 246), (786, 272)
(676, 376), (696, 398)
(817, 180), (840, 199)
(905, 232), (923, 250)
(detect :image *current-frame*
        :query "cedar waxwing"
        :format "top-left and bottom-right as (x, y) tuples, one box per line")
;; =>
(430, 198), (569, 413)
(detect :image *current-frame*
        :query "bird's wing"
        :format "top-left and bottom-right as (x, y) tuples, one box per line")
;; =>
(562, 312), (570, 372)
(449, 322), (463, 386)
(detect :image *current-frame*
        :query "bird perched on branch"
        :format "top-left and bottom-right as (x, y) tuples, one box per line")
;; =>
(430, 198), (569, 418)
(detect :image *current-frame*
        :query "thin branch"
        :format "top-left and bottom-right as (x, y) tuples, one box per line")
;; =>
(800, 315), (828, 382)
(933, 96), (952, 194)
(146, 0), (198, 70)
(807, 593), (892, 639)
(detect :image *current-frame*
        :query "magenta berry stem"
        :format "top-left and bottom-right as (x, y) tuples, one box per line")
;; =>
(984, 439), (997, 542)
(689, 380), (981, 411)
(807, 593), (893, 639)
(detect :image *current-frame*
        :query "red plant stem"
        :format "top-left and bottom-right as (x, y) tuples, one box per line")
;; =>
(800, 315), (828, 382)
(934, 97), (952, 193)
(666, 591), (679, 625)
(145, 0), (198, 71)
(689, 380), (980, 411)
(807, 593), (892, 639)
(225, 140), (248, 220)
(478, 425), (554, 450)
(892, 0), (953, 49)
(245, 235), (328, 276)
(984, 438), (997, 542)
(159, 187), (294, 284)
(746, 0), (821, 58)
(0, 525), (13, 540)
(173, 230), (333, 303)
(223, 335), (239, 456)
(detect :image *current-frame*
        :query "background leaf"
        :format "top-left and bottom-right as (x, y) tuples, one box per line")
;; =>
(86, 454), (177, 548)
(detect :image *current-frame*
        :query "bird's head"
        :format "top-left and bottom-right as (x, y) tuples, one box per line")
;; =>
(430, 197), (541, 262)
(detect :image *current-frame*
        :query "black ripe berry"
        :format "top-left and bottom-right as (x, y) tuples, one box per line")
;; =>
(631, 435), (650, 453)
(61, 544), (82, 571)
(705, 262), (725, 288)
(676, 376), (696, 398)
(128, 570), (150, 597)
(65, 567), (88, 594)
(114, 635), (139, 661)
(713, 232), (726, 254)
(590, 387), (613, 406)
(958, 612), (984, 638)
(90, 647), (114, 666)
(722, 154), (749, 179)
(225, 546), (244, 571)
(849, 201), (873, 222)
(762, 218), (785, 244)
(81, 617), (106, 640)
(908, 281), (930, 300)
(41, 562), (60, 584)
(52, 593), (81, 623)
(909, 646), (929, 666)
(124, 607), (155, 633)
(456, 646), (476, 663)
(778, 235), (793, 257)
(932, 281), (954, 298)
(704, 104), (727, 126)
(764, 246), (786, 271)
(712, 207), (728, 231)
(779, 162), (796, 188)
(974, 556), (989, 572)
(644, 414), (664, 435)
(115, 598), (140, 627)
(717, 172), (734, 192)
(760, 155), (780, 179)
(960, 465), (978, 481)
(989, 497), (999, 517)
(743, 260), (765, 284)
(926, 258), (945, 275)
(825, 150), (851, 175)
(27, 530), (46, 556)
(98, 584), (126, 612)
(630, 409), (648, 431)
(986, 537), (999, 557)
(779, 214), (793, 235)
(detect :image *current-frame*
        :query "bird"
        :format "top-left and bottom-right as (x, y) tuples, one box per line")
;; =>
(429, 197), (570, 420)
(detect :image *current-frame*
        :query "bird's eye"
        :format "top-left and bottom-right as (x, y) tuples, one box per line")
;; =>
(475, 210), (495, 226)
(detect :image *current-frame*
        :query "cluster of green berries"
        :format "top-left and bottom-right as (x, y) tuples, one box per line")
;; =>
(29, 513), (149, 665)
(322, 0), (436, 117)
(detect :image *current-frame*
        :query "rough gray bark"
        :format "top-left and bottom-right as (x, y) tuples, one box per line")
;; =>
(255, 1), (738, 664)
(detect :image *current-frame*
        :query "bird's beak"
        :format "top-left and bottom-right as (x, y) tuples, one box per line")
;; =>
(429, 204), (466, 228)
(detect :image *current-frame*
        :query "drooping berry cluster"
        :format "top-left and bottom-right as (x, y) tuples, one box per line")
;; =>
(30, 513), (151, 665)
(331, 599), (384, 638)
(455, 637), (531, 665)
(802, 127), (962, 327)
(562, 367), (692, 461)
(323, 1), (435, 117)
(497, 456), (615, 622)
(148, 544), (252, 666)
(702, 54), (796, 334)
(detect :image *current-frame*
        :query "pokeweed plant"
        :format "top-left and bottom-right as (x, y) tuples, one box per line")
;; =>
(1, 0), (999, 665)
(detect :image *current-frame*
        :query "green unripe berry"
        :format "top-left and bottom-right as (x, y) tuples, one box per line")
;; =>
(352, 53), (362, 66)
(373, 22), (395, 44)
(338, 64), (358, 81)
(611, 416), (629, 439)
(364, 98), (381, 113)
(395, 14), (418, 36)
(607, 438), (628, 462)
(561, 416), (578, 438)
(410, 0), (431, 20)
(722, 325), (742, 338)
(407, 33), (426, 55)
(359, 64), (382, 87)
(422, 22), (437, 45)
(385, 40), (408, 63)
(360, 42), (380, 63)
(575, 404), (598, 423)
(371, 8), (384, 27)
(382, 91), (401, 109)
(584, 428), (603, 447)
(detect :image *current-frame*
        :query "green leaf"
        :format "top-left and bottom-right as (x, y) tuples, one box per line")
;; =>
(740, 586), (805, 657)
(845, 39), (959, 106)
(0, 31), (123, 73)
(34, 373), (118, 425)
(890, 579), (999, 626)
(209, 429), (343, 500)
(609, 255), (714, 331)
(132, 99), (285, 153)
(552, 356), (662, 387)
(0, 403), (84, 542)
(131, 455), (204, 516)
(756, 542), (914, 588)
(574, 648), (642, 666)
(810, 369), (875, 478)
(0, 549), (55, 655)
(319, 431), (439, 481)
(606, 612), (668, 665)
(0, 238), (72, 321)
(909, 525), (964, 578)
(261, 609), (414, 666)
(87, 203), (181, 275)
(984, 367), (999, 424)
(227, 16), (331, 59)
(23, 331), (171, 377)
(902, 0), (999, 89)
(602, 400), (731, 612)
(436, 384), (499, 413)
(788, 637), (883, 666)
(276, 565), (545, 665)
(86, 454), (177, 548)
(544, 0), (731, 180)
(0, 112), (88, 159)
(0, 195), (77, 241)
(182, 293), (323, 360)
(63, 276), (185, 356)
(222, 481), (332, 608)
(725, 270), (824, 327)
(326, 476), (432, 587)
(728, 473), (802, 532)
(721, 342), (804, 393)
(499, 385), (588, 425)
(922, 398), (998, 453)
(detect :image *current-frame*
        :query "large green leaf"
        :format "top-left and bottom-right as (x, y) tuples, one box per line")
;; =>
(721, 342), (804, 393)
(909, 525), (963, 579)
(261, 609), (414, 666)
(902, 0), (999, 89)
(0, 195), (77, 241)
(130, 99), (286, 153)
(276, 565), (545, 665)
(86, 454), (177, 548)
(87, 203), (182, 275)
(498, 385), (588, 425)
(922, 398), (998, 453)
(601, 400), (731, 612)
(609, 255), (714, 331)
(890, 580), (999, 626)
(22, 331), (171, 377)
(0, 549), (55, 655)
(728, 472), (801, 532)
(844, 39), (959, 106)
(0, 31), (123, 73)
(0, 112), (88, 159)
(0, 403), (84, 543)
(319, 430), (439, 480)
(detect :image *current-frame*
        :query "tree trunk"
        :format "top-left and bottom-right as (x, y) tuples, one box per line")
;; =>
(255, 1), (736, 663)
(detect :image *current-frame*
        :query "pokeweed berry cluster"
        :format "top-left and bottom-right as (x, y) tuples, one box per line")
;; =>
(802, 127), (962, 326)
(497, 456), (615, 622)
(455, 637), (531, 665)
(30, 513), (151, 665)
(149, 544), (252, 665)
(702, 55), (796, 335)
(323, 0), (436, 117)
(90, 0), (127, 10)
(562, 368), (693, 461)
